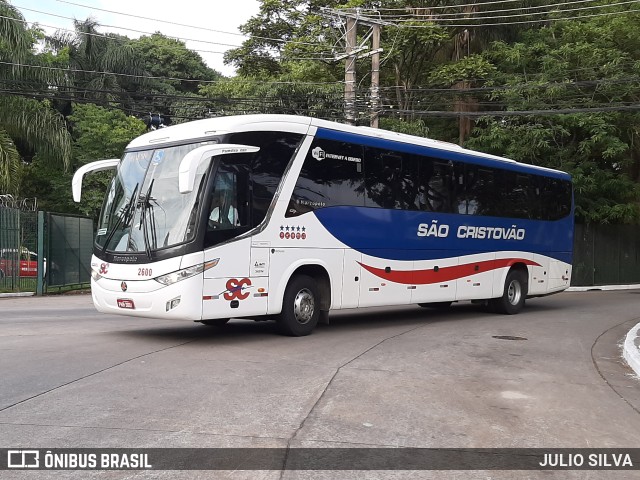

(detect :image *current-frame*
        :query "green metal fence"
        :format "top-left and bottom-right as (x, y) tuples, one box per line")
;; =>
(46, 213), (94, 291)
(572, 223), (640, 286)
(0, 197), (38, 293)
(2, 201), (640, 291)
(0, 197), (93, 294)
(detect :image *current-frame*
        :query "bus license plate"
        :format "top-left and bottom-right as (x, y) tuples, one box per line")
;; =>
(117, 299), (135, 309)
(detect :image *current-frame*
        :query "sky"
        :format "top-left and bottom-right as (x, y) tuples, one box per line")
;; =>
(11, 0), (261, 76)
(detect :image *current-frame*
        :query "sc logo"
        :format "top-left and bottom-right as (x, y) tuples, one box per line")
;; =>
(223, 278), (251, 301)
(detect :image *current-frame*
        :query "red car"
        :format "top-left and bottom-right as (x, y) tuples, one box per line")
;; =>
(0, 248), (45, 279)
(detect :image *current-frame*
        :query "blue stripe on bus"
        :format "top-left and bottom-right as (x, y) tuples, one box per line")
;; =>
(314, 206), (573, 265)
(314, 127), (572, 181)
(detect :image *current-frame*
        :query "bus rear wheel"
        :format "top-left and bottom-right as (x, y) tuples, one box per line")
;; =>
(277, 274), (320, 336)
(200, 318), (230, 327)
(490, 269), (527, 314)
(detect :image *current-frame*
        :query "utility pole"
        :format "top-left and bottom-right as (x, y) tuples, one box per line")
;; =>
(344, 15), (357, 126)
(370, 23), (381, 128)
(325, 8), (388, 126)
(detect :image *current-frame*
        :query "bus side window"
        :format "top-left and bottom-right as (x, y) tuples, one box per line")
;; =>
(287, 139), (364, 217)
(539, 177), (572, 220)
(462, 165), (498, 216)
(229, 131), (304, 227)
(364, 147), (403, 209)
(496, 171), (537, 219)
(416, 158), (454, 213)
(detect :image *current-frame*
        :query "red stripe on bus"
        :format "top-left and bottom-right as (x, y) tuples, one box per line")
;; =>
(358, 258), (540, 285)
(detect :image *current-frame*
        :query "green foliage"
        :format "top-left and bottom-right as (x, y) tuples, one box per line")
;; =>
(200, 75), (344, 119)
(379, 118), (429, 137)
(129, 33), (221, 93)
(0, 1), (72, 194)
(466, 11), (640, 224)
(21, 104), (145, 218)
(68, 104), (146, 161)
(2, 0), (640, 226)
(428, 55), (497, 88)
(0, 129), (21, 194)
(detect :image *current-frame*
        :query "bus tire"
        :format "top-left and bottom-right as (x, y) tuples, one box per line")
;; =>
(490, 269), (527, 315)
(277, 274), (320, 336)
(200, 318), (230, 327)
(418, 301), (452, 309)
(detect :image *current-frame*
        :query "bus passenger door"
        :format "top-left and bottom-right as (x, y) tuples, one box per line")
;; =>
(341, 250), (361, 309)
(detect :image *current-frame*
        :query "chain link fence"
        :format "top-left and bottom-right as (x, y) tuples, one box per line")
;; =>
(0, 196), (38, 292)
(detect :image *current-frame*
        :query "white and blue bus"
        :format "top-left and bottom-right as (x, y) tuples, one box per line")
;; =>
(73, 115), (573, 336)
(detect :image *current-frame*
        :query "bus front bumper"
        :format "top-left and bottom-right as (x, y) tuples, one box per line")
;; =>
(90, 274), (203, 321)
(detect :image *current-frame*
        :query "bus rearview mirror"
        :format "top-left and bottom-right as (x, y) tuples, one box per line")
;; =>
(72, 158), (120, 202)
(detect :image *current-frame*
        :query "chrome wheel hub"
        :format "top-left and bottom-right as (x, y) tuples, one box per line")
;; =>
(293, 288), (315, 324)
(507, 280), (522, 305)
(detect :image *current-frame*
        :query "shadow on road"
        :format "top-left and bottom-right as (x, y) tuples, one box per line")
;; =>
(106, 299), (568, 345)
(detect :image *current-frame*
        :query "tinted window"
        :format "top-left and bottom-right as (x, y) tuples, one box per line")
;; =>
(539, 177), (572, 220)
(414, 158), (458, 213)
(460, 165), (497, 215)
(287, 139), (364, 217)
(229, 131), (303, 226)
(364, 147), (403, 209)
(500, 171), (535, 219)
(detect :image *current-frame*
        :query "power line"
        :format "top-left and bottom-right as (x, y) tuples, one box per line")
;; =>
(0, 60), (342, 86)
(384, 0), (640, 22)
(14, 3), (327, 49)
(4, 80), (639, 121)
(53, 0), (322, 47)
(389, 6), (640, 27)
(12, 6), (243, 49)
(362, 0), (586, 12)
(372, 0), (607, 18)
(3, 59), (638, 97)
(386, 104), (640, 117)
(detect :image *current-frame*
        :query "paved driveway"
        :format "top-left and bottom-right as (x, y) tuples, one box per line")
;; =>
(1, 290), (639, 478)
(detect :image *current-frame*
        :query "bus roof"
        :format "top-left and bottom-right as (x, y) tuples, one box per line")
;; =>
(127, 114), (570, 180)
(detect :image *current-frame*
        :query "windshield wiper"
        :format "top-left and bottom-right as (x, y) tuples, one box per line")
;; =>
(139, 179), (157, 260)
(102, 183), (139, 254)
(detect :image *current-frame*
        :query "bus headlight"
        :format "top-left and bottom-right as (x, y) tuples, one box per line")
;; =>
(154, 259), (219, 286)
(91, 269), (102, 281)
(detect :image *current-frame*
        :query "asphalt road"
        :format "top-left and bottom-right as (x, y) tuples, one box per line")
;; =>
(1, 290), (640, 479)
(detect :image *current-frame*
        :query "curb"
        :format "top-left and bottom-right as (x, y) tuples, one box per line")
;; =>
(0, 292), (34, 298)
(567, 284), (640, 292)
(623, 322), (640, 378)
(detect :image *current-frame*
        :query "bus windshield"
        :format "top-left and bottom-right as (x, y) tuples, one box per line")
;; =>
(96, 142), (215, 253)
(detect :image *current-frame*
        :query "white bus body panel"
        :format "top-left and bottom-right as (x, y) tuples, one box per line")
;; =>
(90, 254), (204, 321)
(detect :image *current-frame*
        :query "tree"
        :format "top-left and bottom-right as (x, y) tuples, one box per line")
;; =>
(465, 10), (640, 223)
(45, 18), (145, 116)
(0, 1), (71, 194)
(21, 103), (146, 217)
(126, 33), (222, 124)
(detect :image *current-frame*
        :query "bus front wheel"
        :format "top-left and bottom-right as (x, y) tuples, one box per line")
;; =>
(277, 274), (320, 336)
(490, 269), (527, 314)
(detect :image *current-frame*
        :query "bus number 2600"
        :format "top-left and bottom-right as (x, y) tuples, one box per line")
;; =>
(138, 268), (152, 277)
